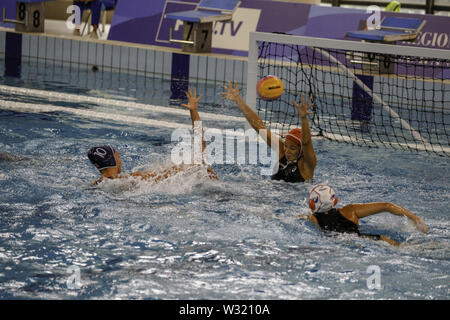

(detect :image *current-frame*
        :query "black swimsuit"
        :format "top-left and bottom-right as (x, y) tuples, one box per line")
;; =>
(271, 156), (305, 183)
(313, 208), (381, 240)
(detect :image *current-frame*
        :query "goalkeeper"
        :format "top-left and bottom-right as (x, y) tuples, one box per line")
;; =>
(221, 81), (317, 183)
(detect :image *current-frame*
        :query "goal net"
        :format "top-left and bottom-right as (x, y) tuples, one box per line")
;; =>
(247, 32), (450, 155)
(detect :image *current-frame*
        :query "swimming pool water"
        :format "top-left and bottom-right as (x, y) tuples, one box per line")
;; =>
(0, 64), (449, 300)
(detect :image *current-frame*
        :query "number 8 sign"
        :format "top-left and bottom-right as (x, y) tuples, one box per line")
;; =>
(15, 1), (45, 33)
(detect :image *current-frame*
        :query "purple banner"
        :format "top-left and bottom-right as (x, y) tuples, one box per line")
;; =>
(109, 0), (312, 56)
(109, 0), (450, 56)
(0, 0), (17, 28)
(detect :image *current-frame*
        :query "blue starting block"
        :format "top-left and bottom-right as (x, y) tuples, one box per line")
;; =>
(346, 16), (425, 123)
(346, 16), (426, 43)
(346, 16), (426, 74)
(165, 0), (241, 53)
(2, 0), (55, 33)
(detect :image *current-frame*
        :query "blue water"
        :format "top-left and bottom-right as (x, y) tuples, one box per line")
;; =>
(0, 64), (449, 299)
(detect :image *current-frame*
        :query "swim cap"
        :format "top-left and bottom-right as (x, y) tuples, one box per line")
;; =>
(87, 145), (117, 171)
(309, 185), (338, 213)
(285, 128), (302, 146)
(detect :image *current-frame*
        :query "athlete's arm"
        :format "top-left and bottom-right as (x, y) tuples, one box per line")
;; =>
(181, 88), (219, 180)
(130, 165), (184, 182)
(296, 214), (319, 224)
(221, 81), (284, 155)
(291, 95), (317, 180)
(181, 88), (206, 152)
(340, 202), (429, 233)
(295, 212), (400, 245)
(0, 152), (28, 161)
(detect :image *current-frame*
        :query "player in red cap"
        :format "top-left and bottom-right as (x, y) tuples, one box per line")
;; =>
(221, 81), (317, 182)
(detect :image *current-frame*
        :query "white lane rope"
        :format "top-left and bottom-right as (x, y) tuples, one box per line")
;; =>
(0, 84), (246, 123)
(0, 99), (192, 130)
(1, 86), (447, 154)
(0, 99), (263, 140)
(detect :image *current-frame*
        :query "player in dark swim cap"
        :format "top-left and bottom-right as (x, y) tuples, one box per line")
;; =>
(87, 88), (217, 184)
(297, 185), (429, 246)
(221, 81), (316, 182)
(87, 145), (118, 171)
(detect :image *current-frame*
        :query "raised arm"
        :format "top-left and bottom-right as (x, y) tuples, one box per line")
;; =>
(340, 202), (429, 233)
(181, 88), (206, 152)
(291, 95), (317, 178)
(221, 81), (283, 154)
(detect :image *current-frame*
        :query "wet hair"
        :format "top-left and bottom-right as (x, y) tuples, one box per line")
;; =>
(87, 145), (117, 171)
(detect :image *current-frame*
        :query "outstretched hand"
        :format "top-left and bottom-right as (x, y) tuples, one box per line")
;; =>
(414, 218), (429, 234)
(292, 94), (314, 118)
(221, 81), (241, 103)
(181, 88), (203, 111)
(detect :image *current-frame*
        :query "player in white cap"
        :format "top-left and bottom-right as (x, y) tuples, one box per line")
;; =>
(298, 184), (429, 245)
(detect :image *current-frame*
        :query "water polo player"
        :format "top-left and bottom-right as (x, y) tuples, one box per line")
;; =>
(87, 88), (217, 184)
(221, 81), (317, 182)
(297, 185), (429, 245)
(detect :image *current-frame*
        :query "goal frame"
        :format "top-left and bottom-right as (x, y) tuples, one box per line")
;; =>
(247, 31), (450, 113)
(246, 31), (450, 155)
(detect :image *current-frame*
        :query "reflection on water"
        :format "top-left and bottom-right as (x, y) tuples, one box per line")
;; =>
(0, 75), (449, 300)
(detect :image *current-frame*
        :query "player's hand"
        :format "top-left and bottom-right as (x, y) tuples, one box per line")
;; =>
(292, 94), (314, 118)
(414, 218), (429, 234)
(221, 81), (241, 103)
(181, 88), (203, 111)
